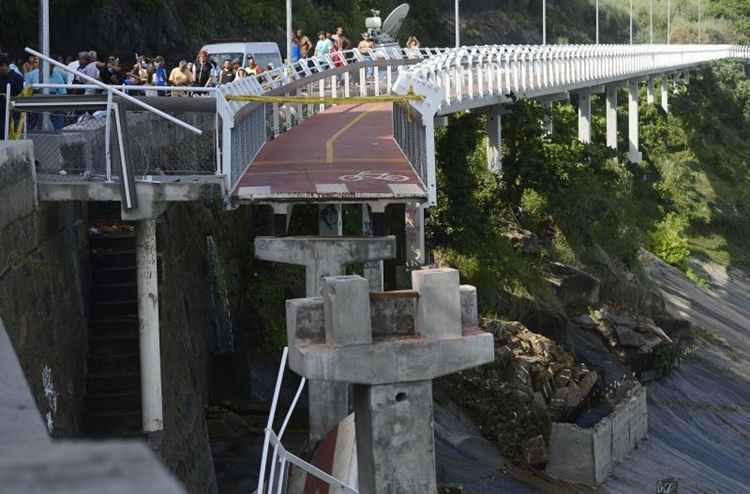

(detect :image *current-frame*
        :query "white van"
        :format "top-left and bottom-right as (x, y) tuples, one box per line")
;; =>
(200, 40), (283, 71)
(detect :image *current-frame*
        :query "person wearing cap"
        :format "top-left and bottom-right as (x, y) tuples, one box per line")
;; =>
(243, 55), (263, 76)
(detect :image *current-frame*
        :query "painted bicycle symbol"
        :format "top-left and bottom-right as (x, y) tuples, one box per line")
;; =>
(339, 170), (410, 183)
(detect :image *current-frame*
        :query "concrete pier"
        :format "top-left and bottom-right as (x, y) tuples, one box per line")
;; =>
(606, 85), (618, 150)
(255, 235), (396, 443)
(661, 76), (670, 113)
(486, 105), (503, 172)
(405, 203), (425, 268)
(286, 269), (494, 493)
(627, 79), (642, 163)
(136, 219), (163, 432)
(647, 78), (656, 104)
(578, 88), (592, 144)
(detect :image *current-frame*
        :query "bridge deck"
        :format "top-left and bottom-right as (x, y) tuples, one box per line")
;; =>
(234, 103), (426, 204)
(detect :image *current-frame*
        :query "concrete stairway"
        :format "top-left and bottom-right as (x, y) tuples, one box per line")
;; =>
(84, 227), (142, 437)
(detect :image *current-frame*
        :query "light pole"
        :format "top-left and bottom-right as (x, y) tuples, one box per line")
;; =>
(698, 0), (703, 43)
(650, 0), (654, 44)
(542, 0), (547, 45)
(286, 0), (292, 63)
(596, 0), (600, 44)
(630, 0), (633, 44)
(667, 0), (671, 44)
(455, 0), (460, 47)
(39, 0), (49, 85)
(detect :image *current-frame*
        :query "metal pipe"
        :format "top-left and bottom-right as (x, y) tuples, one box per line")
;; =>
(3, 83), (10, 140)
(543, 0), (547, 45)
(136, 219), (163, 433)
(24, 47), (203, 135)
(667, 0), (671, 44)
(32, 83), (216, 93)
(257, 347), (289, 494)
(650, 0), (654, 44)
(104, 91), (113, 182)
(698, 0), (703, 43)
(39, 0), (49, 88)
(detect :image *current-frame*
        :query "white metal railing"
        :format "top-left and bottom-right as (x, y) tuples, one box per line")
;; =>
(394, 44), (750, 113)
(256, 347), (358, 494)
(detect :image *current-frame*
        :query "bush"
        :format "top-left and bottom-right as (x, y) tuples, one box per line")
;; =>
(647, 212), (690, 267)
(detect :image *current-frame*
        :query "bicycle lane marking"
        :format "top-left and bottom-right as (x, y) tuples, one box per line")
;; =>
(325, 104), (376, 163)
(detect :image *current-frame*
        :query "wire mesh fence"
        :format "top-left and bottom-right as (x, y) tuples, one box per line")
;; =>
(15, 106), (217, 177)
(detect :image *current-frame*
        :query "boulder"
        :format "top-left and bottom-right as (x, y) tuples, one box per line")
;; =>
(523, 434), (548, 466)
(544, 263), (601, 310)
(614, 325), (647, 348)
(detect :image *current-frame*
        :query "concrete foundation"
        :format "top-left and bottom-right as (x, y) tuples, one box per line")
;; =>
(627, 79), (642, 163)
(545, 384), (648, 487)
(286, 269), (494, 493)
(578, 89), (592, 144)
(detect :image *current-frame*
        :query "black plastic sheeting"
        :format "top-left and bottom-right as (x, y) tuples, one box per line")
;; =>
(604, 256), (750, 493)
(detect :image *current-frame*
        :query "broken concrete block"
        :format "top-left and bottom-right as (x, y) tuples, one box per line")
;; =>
(460, 285), (479, 329)
(285, 297), (324, 344)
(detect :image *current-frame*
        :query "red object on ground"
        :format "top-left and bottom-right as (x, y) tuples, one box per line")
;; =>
(234, 103), (426, 203)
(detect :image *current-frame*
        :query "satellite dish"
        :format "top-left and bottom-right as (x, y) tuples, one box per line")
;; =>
(381, 3), (410, 38)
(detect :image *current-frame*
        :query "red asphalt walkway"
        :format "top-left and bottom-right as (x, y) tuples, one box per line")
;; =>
(234, 103), (427, 203)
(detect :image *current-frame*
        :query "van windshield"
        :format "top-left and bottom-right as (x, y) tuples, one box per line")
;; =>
(209, 53), (243, 67)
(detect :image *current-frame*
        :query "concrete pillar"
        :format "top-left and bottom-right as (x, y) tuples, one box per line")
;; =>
(606, 86), (618, 150)
(486, 106), (502, 173)
(255, 236), (396, 443)
(286, 272), (494, 494)
(543, 100), (554, 135)
(578, 89), (592, 144)
(363, 205), (386, 291)
(627, 79), (642, 163)
(136, 219), (163, 432)
(661, 76), (670, 113)
(353, 380), (437, 494)
(318, 204), (342, 236)
(405, 203), (425, 268)
(647, 78), (656, 104)
(272, 204), (290, 236)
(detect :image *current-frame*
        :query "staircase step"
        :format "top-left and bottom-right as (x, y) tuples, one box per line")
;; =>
(92, 266), (137, 284)
(88, 352), (140, 375)
(87, 371), (140, 394)
(91, 251), (136, 269)
(84, 410), (142, 435)
(89, 234), (136, 250)
(86, 391), (141, 412)
(92, 299), (138, 318)
(92, 282), (138, 302)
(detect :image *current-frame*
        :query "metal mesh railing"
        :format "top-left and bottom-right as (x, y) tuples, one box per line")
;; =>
(229, 104), (265, 191)
(123, 110), (217, 175)
(393, 102), (427, 185)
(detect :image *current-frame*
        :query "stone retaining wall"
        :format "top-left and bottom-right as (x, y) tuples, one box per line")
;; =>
(545, 384), (648, 486)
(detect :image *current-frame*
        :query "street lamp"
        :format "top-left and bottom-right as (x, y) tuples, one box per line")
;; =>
(698, 0), (703, 43)
(667, 0), (671, 44)
(455, 0), (460, 47)
(650, 0), (654, 44)
(542, 0), (547, 45)
(630, 0), (633, 44)
(286, 0), (292, 63)
(596, 0), (600, 44)
(39, 0), (49, 85)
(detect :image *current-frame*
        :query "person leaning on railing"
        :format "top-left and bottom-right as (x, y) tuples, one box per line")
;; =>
(0, 53), (24, 140)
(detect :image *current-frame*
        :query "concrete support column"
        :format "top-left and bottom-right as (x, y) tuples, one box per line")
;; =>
(318, 204), (342, 236)
(404, 203), (425, 268)
(627, 79), (642, 163)
(363, 205), (386, 291)
(136, 219), (163, 432)
(354, 380), (437, 494)
(647, 78), (656, 104)
(661, 76), (670, 113)
(272, 204), (289, 236)
(486, 106), (502, 173)
(578, 89), (592, 144)
(543, 100), (554, 135)
(606, 86), (618, 150)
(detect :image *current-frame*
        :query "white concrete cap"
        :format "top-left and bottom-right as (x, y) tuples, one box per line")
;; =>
(321, 275), (372, 347)
(411, 268), (461, 341)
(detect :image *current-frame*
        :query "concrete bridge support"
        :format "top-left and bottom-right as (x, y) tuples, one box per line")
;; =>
(606, 85), (618, 150)
(661, 76), (670, 113)
(254, 235), (397, 443)
(627, 80), (643, 163)
(486, 106), (503, 173)
(647, 78), (656, 104)
(405, 203), (425, 267)
(136, 219), (164, 432)
(286, 269), (494, 494)
(543, 101), (554, 135)
(362, 205), (386, 292)
(578, 88), (592, 144)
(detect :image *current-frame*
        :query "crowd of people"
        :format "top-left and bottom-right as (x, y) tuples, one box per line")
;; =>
(290, 27), (421, 65)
